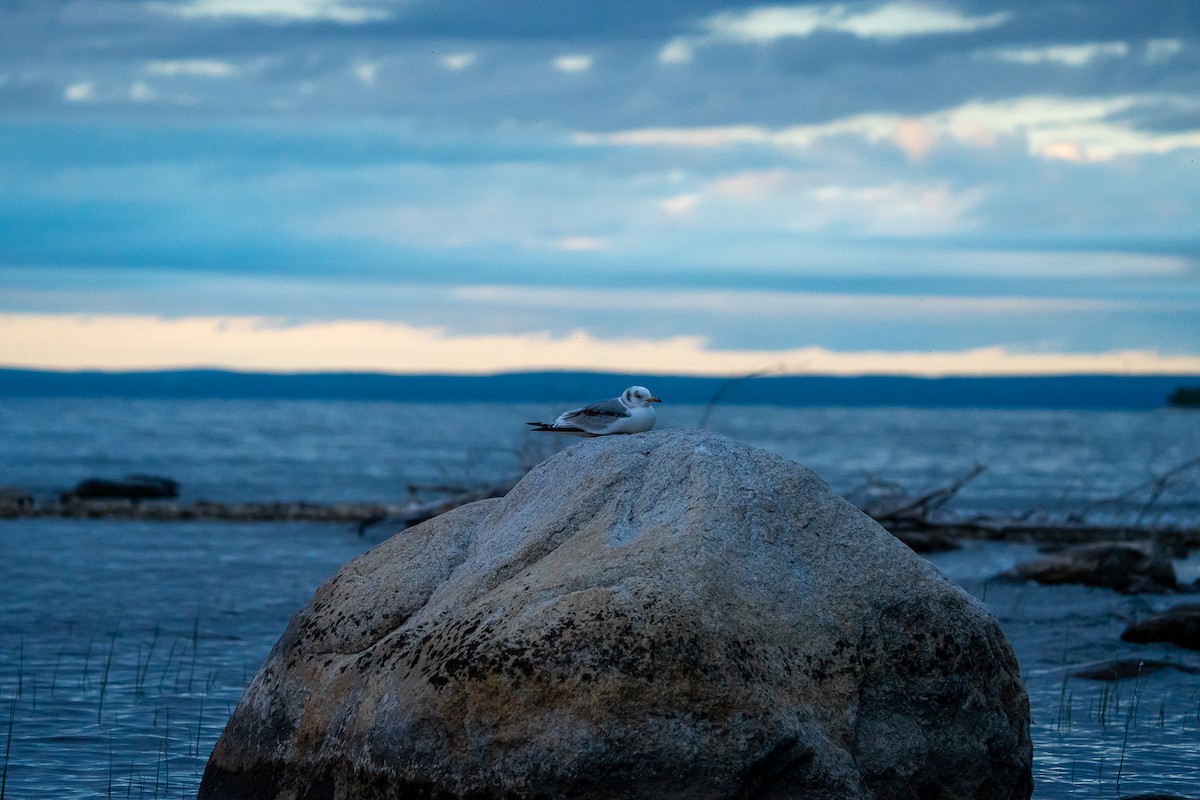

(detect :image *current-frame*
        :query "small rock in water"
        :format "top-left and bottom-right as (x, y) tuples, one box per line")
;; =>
(61, 474), (180, 502)
(889, 528), (961, 553)
(1121, 604), (1200, 650)
(1000, 541), (1176, 593)
(0, 486), (34, 516)
(200, 430), (1032, 800)
(1069, 658), (1200, 681)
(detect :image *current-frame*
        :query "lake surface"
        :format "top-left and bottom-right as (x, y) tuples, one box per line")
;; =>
(1, 397), (1198, 798)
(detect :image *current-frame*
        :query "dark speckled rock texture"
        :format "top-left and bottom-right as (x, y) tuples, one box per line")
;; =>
(199, 430), (1032, 800)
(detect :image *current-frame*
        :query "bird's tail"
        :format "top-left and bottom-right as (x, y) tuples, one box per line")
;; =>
(525, 422), (594, 436)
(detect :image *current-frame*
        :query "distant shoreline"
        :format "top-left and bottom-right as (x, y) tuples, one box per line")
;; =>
(2, 367), (1198, 410)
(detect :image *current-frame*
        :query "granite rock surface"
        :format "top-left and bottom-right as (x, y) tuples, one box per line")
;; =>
(200, 430), (1032, 800)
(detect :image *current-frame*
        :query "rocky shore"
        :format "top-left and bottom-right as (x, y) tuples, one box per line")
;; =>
(4, 479), (1198, 556)
(2, 496), (411, 522)
(0, 477), (516, 527)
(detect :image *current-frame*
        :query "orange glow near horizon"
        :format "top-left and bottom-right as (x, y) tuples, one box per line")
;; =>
(3, 312), (1199, 377)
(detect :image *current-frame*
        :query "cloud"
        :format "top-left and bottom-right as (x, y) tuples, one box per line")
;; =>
(656, 1), (1012, 63)
(891, 117), (936, 161)
(575, 115), (907, 158)
(354, 61), (379, 85)
(808, 181), (985, 235)
(577, 94), (1200, 162)
(708, 169), (792, 198)
(64, 82), (95, 102)
(944, 95), (1200, 162)
(704, 2), (1011, 43)
(440, 53), (478, 71)
(977, 42), (1130, 68)
(451, 285), (1132, 317)
(832, 2), (1012, 39)
(658, 38), (694, 64)
(553, 55), (594, 73)
(128, 81), (158, 102)
(145, 59), (241, 77)
(60, 78), (203, 108)
(1145, 38), (1184, 64)
(575, 125), (772, 148)
(149, 0), (390, 24)
(905, 250), (1190, 278)
(661, 168), (983, 236)
(2, 312), (1197, 377)
(661, 193), (701, 217)
(548, 235), (612, 252)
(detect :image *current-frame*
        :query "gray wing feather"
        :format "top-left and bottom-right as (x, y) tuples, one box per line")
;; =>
(558, 397), (629, 433)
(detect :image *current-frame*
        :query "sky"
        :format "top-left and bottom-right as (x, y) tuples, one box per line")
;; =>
(1, 0), (1199, 376)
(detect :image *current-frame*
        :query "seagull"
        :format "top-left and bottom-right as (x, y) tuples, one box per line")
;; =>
(526, 386), (662, 436)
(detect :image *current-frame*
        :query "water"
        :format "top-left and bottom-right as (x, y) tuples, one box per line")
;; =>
(1, 397), (1199, 798)
(929, 543), (1200, 798)
(3, 397), (1196, 521)
(0, 519), (371, 799)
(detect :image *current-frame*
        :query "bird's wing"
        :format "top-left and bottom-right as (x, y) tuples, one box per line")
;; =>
(557, 397), (630, 434)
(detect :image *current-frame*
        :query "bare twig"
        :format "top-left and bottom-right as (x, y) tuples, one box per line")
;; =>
(1135, 455), (1200, 526)
(1066, 455), (1200, 524)
(842, 473), (908, 516)
(872, 464), (988, 523)
(355, 476), (520, 535)
(698, 364), (789, 430)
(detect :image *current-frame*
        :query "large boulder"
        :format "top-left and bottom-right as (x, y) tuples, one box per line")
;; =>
(200, 430), (1031, 800)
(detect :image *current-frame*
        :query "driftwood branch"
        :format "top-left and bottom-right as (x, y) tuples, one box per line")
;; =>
(870, 464), (987, 525)
(858, 460), (1200, 552)
(355, 476), (520, 535)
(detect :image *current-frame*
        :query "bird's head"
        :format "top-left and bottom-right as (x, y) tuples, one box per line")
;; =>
(623, 385), (662, 406)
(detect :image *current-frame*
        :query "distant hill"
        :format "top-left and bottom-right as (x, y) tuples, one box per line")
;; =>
(1, 368), (1197, 410)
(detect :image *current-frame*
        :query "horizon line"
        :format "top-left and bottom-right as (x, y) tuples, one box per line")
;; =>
(3, 364), (1199, 382)
(3, 312), (1200, 378)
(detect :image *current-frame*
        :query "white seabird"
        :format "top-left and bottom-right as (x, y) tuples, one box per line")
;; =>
(526, 386), (662, 436)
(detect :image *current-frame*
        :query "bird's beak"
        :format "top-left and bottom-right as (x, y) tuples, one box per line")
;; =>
(648, 397), (662, 403)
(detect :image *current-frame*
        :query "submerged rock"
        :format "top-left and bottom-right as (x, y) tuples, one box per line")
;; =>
(1069, 658), (1200, 681)
(1001, 541), (1176, 593)
(1121, 604), (1200, 650)
(200, 430), (1032, 800)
